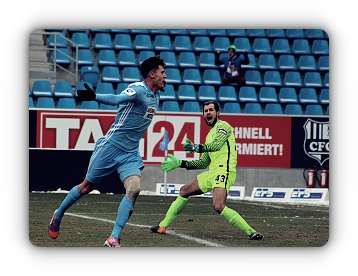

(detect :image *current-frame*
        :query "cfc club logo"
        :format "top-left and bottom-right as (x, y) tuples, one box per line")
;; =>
(303, 119), (329, 165)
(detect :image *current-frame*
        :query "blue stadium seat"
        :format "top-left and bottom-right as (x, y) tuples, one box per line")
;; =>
(75, 82), (93, 97)
(238, 86), (258, 102)
(311, 39), (329, 55)
(29, 97), (34, 108)
(116, 83), (129, 94)
(122, 67), (141, 82)
(258, 54), (277, 70)
(198, 85), (217, 102)
(207, 29), (227, 37)
(319, 88), (329, 104)
(93, 33), (113, 50)
(203, 69), (222, 85)
(89, 29), (109, 35)
(70, 32), (90, 49)
(159, 84), (177, 101)
(317, 55), (329, 71)
(183, 101), (201, 112)
(244, 103), (262, 114)
(305, 29), (325, 39)
(53, 81), (73, 97)
(178, 52), (197, 68)
(36, 97), (55, 108)
(241, 54), (257, 70)
(58, 97), (76, 109)
(277, 54), (297, 71)
(113, 34), (133, 50)
(323, 73), (329, 87)
(159, 51), (177, 67)
(129, 29), (148, 34)
(81, 101), (99, 110)
(188, 29), (207, 36)
(247, 29), (266, 38)
(177, 85), (197, 101)
(161, 101), (180, 112)
(297, 55), (317, 71)
(81, 66), (99, 86)
(100, 103), (118, 110)
(32, 80), (53, 97)
(217, 86), (238, 103)
(193, 36), (212, 52)
(258, 87), (278, 103)
(292, 39), (311, 55)
(299, 88), (319, 104)
(264, 103), (283, 114)
(198, 52), (217, 68)
(149, 29), (168, 35)
(223, 102), (241, 114)
(98, 50), (117, 66)
(326, 105), (329, 115)
(134, 34), (153, 50)
(213, 37), (230, 52)
(95, 82), (114, 95)
(263, 71), (283, 86)
(305, 104), (323, 115)
(67, 28), (86, 36)
(244, 70), (263, 86)
(109, 29), (129, 35)
(153, 35), (172, 51)
(118, 50), (137, 66)
(51, 48), (71, 65)
(252, 38), (271, 54)
(266, 29), (286, 39)
(283, 71), (303, 87)
(227, 29), (246, 37)
(285, 104), (303, 115)
(233, 37), (252, 53)
(76, 49), (94, 66)
(165, 68), (182, 84)
(101, 66), (121, 83)
(139, 50), (156, 64)
(48, 32), (67, 48)
(168, 29), (188, 35)
(173, 35), (192, 51)
(278, 87), (298, 103)
(285, 29), (305, 39)
(272, 38), (291, 54)
(303, 72), (323, 88)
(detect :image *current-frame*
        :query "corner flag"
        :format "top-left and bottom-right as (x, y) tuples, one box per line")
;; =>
(159, 130), (169, 151)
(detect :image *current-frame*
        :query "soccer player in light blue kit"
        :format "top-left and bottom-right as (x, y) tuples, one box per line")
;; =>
(48, 56), (167, 247)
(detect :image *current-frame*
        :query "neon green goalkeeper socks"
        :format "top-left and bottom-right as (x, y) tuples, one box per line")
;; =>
(220, 206), (255, 235)
(159, 195), (188, 227)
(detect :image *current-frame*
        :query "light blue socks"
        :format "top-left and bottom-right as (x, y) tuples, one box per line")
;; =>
(110, 196), (134, 238)
(55, 185), (82, 220)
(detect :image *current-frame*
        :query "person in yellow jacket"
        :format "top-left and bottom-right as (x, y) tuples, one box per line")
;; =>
(150, 101), (263, 240)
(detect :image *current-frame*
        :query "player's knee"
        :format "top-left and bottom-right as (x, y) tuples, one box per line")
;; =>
(123, 175), (141, 202)
(213, 203), (225, 214)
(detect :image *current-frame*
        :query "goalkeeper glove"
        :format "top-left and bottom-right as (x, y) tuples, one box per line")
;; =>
(183, 138), (201, 153)
(77, 83), (96, 101)
(161, 154), (182, 172)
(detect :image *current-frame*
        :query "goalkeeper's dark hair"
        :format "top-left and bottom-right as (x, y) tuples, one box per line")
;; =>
(140, 55), (166, 78)
(202, 101), (220, 113)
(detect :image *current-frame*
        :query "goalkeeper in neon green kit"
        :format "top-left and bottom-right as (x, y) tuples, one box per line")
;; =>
(150, 101), (263, 240)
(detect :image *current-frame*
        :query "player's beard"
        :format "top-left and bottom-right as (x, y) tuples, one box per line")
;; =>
(205, 115), (218, 127)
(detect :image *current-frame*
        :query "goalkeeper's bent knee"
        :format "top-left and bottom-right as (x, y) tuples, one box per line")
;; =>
(123, 175), (141, 203)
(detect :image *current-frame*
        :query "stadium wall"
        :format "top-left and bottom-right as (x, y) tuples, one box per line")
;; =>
(29, 109), (329, 195)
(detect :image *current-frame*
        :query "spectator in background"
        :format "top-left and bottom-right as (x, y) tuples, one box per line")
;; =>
(215, 45), (249, 86)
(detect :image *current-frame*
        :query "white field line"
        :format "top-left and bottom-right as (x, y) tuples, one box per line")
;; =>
(66, 212), (226, 247)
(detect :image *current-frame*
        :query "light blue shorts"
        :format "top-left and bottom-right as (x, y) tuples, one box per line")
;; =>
(86, 137), (144, 184)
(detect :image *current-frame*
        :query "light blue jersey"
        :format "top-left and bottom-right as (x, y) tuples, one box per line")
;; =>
(95, 81), (160, 152)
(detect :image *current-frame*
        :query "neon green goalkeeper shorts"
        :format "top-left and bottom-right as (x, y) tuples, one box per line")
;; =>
(197, 170), (236, 194)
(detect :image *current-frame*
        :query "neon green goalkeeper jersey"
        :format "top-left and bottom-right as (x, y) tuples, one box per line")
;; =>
(181, 120), (237, 173)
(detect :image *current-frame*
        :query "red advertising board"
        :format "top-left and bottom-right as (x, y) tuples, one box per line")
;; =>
(36, 110), (292, 168)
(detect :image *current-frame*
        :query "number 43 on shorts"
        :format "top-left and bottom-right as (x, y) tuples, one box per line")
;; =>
(214, 174), (227, 184)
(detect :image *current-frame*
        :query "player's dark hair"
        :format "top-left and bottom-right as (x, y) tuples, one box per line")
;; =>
(140, 55), (166, 78)
(203, 101), (220, 113)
